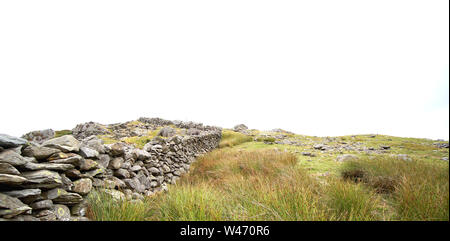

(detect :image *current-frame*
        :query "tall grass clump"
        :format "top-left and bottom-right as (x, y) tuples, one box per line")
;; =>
(340, 155), (449, 220)
(325, 180), (384, 221)
(86, 189), (152, 221)
(219, 130), (253, 148)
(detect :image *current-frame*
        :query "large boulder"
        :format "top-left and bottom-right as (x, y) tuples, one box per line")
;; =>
(158, 127), (176, 138)
(42, 135), (81, 153)
(0, 134), (27, 148)
(72, 122), (109, 140)
(233, 124), (248, 132)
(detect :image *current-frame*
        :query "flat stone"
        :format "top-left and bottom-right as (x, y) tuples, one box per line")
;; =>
(43, 188), (83, 205)
(48, 155), (82, 165)
(30, 199), (53, 210)
(0, 193), (32, 218)
(42, 135), (80, 152)
(0, 149), (28, 166)
(0, 163), (20, 175)
(22, 145), (61, 160)
(21, 170), (63, 189)
(24, 162), (74, 171)
(79, 147), (99, 158)
(0, 174), (28, 185)
(0, 134), (27, 148)
(2, 189), (41, 199)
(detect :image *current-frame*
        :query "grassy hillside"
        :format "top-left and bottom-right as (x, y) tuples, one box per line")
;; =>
(87, 130), (449, 221)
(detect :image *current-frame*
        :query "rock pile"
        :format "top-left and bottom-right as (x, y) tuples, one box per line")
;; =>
(0, 118), (221, 221)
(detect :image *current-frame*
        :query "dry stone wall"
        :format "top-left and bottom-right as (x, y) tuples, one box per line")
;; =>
(0, 118), (221, 221)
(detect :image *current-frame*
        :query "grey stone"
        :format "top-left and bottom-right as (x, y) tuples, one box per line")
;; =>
(42, 135), (81, 152)
(0, 174), (28, 185)
(114, 168), (130, 179)
(2, 189), (41, 199)
(52, 204), (71, 221)
(97, 154), (110, 168)
(30, 199), (53, 210)
(0, 149), (28, 166)
(0, 134), (27, 148)
(109, 157), (123, 170)
(21, 170), (63, 189)
(23, 162), (74, 171)
(79, 146), (99, 158)
(79, 158), (98, 171)
(0, 163), (20, 175)
(73, 178), (92, 195)
(0, 193), (32, 218)
(158, 127), (176, 137)
(22, 145), (61, 160)
(43, 188), (83, 205)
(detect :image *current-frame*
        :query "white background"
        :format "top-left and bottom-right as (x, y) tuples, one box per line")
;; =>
(1, 0), (448, 140)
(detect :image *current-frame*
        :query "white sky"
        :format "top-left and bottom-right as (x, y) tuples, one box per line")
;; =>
(1, 0), (448, 140)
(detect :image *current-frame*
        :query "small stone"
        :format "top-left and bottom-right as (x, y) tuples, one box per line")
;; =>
(336, 154), (359, 162)
(30, 199), (53, 210)
(52, 204), (71, 221)
(73, 178), (92, 195)
(79, 158), (98, 171)
(114, 168), (130, 179)
(109, 157), (123, 170)
(79, 147), (99, 159)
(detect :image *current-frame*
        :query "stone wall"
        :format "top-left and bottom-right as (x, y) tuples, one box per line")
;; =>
(0, 119), (221, 221)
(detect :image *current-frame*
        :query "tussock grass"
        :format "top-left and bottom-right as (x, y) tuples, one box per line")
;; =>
(86, 189), (152, 221)
(341, 156), (449, 220)
(88, 141), (448, 221)
(219, 130), (253, 148)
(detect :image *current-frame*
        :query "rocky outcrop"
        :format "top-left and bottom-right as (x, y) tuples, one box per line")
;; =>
(0, 117), (221, 221)
(21, 129), (55, 144)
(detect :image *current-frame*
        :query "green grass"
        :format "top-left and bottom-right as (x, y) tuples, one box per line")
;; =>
(219, 129), (253, 148)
